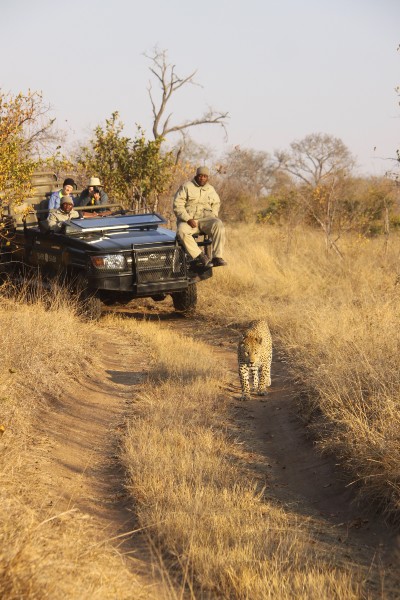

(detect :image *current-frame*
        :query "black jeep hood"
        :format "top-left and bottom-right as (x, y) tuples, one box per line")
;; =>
(63, 213), (178, 252)
(70, 225), (177, 252)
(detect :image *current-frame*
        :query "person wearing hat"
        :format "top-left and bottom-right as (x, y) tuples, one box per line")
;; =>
(78, 177), (109, 208)
(48, 178), (77, 210)
(173, 166), (227, 267)
(47, 196), (79, 231)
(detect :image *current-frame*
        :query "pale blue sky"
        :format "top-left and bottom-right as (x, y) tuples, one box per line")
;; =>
(1, 0), (399, 175)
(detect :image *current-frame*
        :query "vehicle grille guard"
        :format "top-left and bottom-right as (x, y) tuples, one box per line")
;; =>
(132, 244), (186, 284)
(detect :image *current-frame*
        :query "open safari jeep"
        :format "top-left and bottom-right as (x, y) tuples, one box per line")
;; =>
(0, 172), (212, 319)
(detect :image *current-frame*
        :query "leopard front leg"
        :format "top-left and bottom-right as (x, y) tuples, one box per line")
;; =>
(251, 365), (259, 392)
(239, 363), (252, 401)
(257, 359), (272, 396)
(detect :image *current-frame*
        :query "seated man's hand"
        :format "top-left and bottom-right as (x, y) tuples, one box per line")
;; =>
(82, 211), (99, 218)
(187, 219), (197, 228)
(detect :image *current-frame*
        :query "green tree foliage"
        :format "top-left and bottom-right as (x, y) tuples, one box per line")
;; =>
(254, 134), (400, 254)
(77, 112), (175, 211)
(259, 172), (399, 244)
(257, 172), (304, 226)
(215, 146), (277, 222)
(342, 176), (399, 235)
(0, 90), (54, 205)
(271, 133), (356, 254)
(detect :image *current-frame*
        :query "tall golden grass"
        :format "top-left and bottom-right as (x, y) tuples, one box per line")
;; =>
(199, 224), (400, 512)
(115, 317), (362, 599)
(0, 286), (152, 599)
(3, 222), (399, 597)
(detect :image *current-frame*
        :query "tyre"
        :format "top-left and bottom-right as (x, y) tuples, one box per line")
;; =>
(171, 283), (197, 316)
(151, 294), (167, 302)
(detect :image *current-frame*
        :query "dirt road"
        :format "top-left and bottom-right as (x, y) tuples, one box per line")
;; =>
(37, 304), (400, 597)
(161, 312), (400, 592)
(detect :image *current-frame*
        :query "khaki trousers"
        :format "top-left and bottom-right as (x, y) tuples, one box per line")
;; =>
(177, 217), (226, 259)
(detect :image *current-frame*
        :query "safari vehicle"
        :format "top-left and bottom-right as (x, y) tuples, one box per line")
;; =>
(0, 173), (212, 319)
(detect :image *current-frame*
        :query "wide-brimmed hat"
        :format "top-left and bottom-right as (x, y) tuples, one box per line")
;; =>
(89, 177), (102, 187)
(60, 195), (74, 205)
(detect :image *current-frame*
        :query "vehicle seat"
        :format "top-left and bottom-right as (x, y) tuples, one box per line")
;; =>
(8, 202), (39, 230)
(38, 219), (51, 233)
(30, 197), (51, 221)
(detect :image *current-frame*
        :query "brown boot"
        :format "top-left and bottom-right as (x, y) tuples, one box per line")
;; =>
(193, 252), (212, 268)
(211, 257), (227, 267)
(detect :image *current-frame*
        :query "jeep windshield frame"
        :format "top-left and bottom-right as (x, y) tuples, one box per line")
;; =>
(64, 212), (168, 235)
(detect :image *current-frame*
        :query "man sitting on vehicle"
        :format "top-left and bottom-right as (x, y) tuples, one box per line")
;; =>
(48, 178), (77, 210)
(47, 196), (79, 231)
(173, 166), (227, 267)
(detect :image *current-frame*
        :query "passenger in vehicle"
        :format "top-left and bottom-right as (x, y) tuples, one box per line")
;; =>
(78, 177), (109, 208)
(48, 178), (77, 210)
(80, 187), (112, 217)
(47, 196), (79, 231)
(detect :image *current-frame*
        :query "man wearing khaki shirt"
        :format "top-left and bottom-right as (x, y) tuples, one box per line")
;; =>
(47, 196), (79, 231)
(173, 166), (227, 267)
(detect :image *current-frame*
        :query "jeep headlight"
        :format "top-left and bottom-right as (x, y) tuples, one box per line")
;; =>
(90, 254), (126, 270)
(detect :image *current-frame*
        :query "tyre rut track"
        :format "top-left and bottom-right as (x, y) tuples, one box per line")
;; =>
(152, 309), (400, 596)
(35, 325), (173, 599)
(36, 305), (399, 597)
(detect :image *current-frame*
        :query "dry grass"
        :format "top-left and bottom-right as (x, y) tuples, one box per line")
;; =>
(116, 317), (362, 599)
(0, 501), (150, 600)
(0, 285), (153, 599)
(3, 222), (400, 597)
(199, 224), (400, 513)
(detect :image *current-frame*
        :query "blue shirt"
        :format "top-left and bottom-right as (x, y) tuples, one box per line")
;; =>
(48, 190), (76, 210)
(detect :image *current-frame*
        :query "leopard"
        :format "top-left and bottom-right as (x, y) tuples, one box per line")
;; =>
(237, 319), (272, 401)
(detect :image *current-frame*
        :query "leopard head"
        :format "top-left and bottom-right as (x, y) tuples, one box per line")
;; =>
(240, 334), (263, 365)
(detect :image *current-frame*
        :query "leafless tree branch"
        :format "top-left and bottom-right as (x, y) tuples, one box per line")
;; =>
(144, 48), (229, 141)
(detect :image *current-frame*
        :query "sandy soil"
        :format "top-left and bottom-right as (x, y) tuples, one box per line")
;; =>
(36, 325), (172, 598)
(164, 314), (399, 584)
(36, 304), (400, 597)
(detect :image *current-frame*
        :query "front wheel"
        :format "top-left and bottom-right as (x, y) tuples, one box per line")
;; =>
(171, 283), (197, 316)
(74, 274), (102, 321)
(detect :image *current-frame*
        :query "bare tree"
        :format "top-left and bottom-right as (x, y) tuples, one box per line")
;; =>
(145, 48), (229, 141)
(274, 133), (356, 256)
(170, 133), (215, 165)
(220, 146), (276, 196)
(275, 132), (355, 187)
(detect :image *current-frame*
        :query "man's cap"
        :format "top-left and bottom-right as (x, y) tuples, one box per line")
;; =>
(196, 166), (210, 176)
(63, 178), (75, 188)
(60, 195), (74, 205)
(89, 177), (102, 187)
